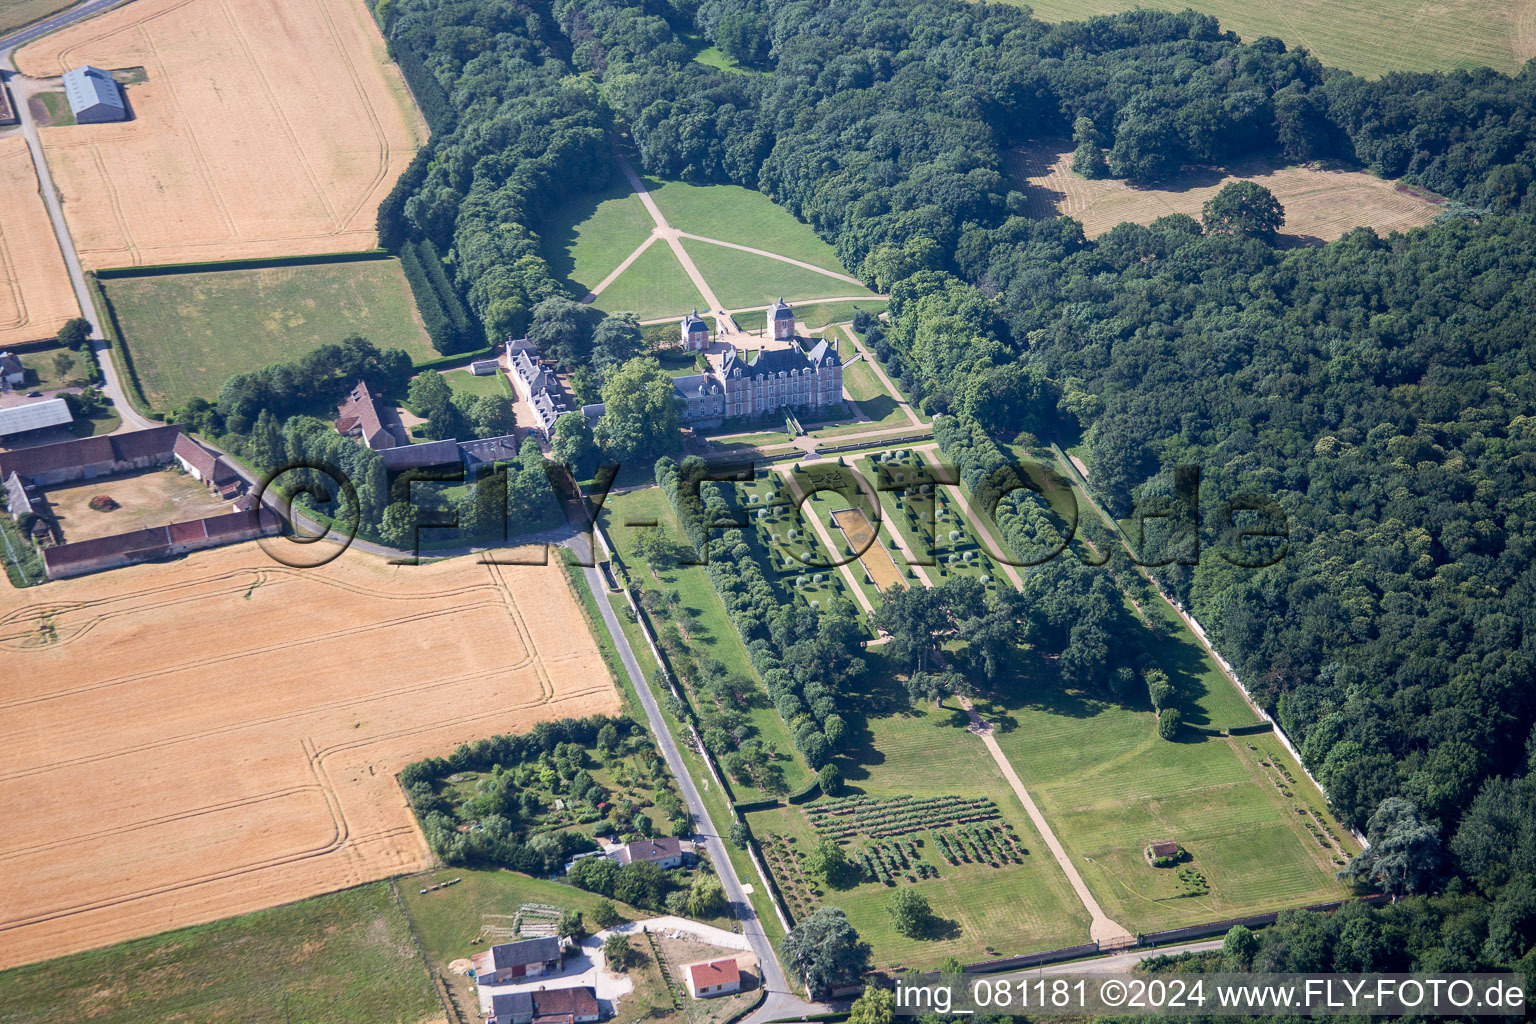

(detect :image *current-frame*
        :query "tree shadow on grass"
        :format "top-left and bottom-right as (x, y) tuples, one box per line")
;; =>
(920, 916), (963, 942)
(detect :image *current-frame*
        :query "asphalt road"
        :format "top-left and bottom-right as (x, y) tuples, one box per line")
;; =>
(1, 0), (153, 432)
(0, 0), (127, 54)
(571, 554), (835, 1023)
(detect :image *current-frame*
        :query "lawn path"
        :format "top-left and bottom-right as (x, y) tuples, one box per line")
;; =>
(585, 145), (878, 318)
(840, 324), (921, 427)
(882, 442), (1134, 944)
(959, 697), (1135, 945)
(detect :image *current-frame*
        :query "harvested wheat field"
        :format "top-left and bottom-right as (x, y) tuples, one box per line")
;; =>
(0, 137), (79, 346)
(0, 543), (616, 969)
(832, 507), (905, 592)
(13, 0), (426, 268)
(1009, 144), (1440, 242)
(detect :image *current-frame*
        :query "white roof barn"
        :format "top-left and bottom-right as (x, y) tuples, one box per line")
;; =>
(62, 66), (126, 123)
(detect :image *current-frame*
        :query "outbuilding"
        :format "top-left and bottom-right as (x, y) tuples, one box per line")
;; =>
(62, 66), (126, 124)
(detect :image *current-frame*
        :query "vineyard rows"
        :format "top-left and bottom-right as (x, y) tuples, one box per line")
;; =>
(932, 822), (1027, 866)
(805, 794), (1000, 839)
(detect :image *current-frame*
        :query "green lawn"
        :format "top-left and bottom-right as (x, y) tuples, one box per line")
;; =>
(789, 300), (886, 329)
(539, 170), (657, 299)
(102, 259), (437, 409)
(646, 180), (849, 273)
(442, 367), (510, 400)
(746, 698), (1091, 969)
(841, 358), (891, 405)
(601, 487), (815, 799)
(0, 883), (438, 1024)
(680, 238), (874, 312)
(31, 90), (75, 127)
(590, 242), (708, 321)
(1005, 0), (1533, 77)
(978, 679), (1358, 935)
(13, 344), (86, 392)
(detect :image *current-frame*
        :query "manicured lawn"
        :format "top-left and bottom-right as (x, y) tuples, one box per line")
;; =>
(1008, 0), (1533, 77)
(791, 300), (886, 329)
(841, 357), (892, 405)
(680, 238), (874, 312)
(600, 487), (814, 798)
(978, 679), (1358, 935)
(590, 242), (708, 321)
(102, 259), (437, 409)
(0, 883), (438, 1024)
(746, 699), (1091, 968)
(539, 169), (657, 298)
(647, 181), (848, 273)
(442, 367), (511, 400)
(13, 343), (86, 391)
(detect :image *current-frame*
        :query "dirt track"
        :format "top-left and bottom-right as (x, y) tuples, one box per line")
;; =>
(0, 543), (617, 969)
(14, 0), (425, 268)
(831, 507), (905, 592)
(0, 136), (79, 344)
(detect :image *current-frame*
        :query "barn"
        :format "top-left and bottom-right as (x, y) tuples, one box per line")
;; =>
(61, 66), (126, 124)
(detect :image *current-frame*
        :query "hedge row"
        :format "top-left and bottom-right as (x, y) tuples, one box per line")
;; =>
(417, 239), (477, 345)
(385, 37), (456, 136)
(84, 273), (156, 418)
(377, 145), (431, 250)
(93, 250), (391, 279)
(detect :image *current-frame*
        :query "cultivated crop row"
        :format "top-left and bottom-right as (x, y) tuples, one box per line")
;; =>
(932, 822), (1026, 866)
(805, 794), (1000, 839)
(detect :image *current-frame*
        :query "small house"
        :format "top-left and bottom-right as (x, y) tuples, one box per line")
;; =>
(686, 958), (741, 999)
(612, 837), (685, 869)
(1145, 841), (1182, 866)
(0, 351), (24, 386)
(681, 309), (710, 350)
(472, 936), (563, 984)
(471, 358), (501, 376)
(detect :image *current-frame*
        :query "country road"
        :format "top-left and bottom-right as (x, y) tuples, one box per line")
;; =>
(570, 551), (832, 1024)
(1, 0), (154, 432)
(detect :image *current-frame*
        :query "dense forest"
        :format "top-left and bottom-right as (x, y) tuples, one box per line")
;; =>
(372, 0), (1536, 979)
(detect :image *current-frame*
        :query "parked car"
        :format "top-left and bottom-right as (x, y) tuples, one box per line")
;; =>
(25, 391), (41, 397)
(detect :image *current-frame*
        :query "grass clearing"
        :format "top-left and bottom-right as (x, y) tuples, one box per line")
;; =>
(680, 238), (873, 311)
(1009, 146), (1439, 242)
(13, 344), (87, 392)
(541, 170), (658, 299)
(102, 259), (436, 409)
(442, 367), (511, 401)
(746, 696), (1091, 968)
(978, 679), (1358, 934)
(840, 357), (893, 405)
(999, 0), (1536, 77)
(590, 242), (708, 321)
(646, 180), (848, 273)
(0, 882), (439, 1024)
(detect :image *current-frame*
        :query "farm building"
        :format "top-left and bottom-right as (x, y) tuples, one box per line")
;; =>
(686, 958), (742, 999)
(173, 433), (243, 498)
(0, 81), (16, 126)
(0, 351), (24, 386)
(0, 398), (73, 440)
(0, 423), (179, 484)
(472, 936), (563, 983)
(42, 507), (280, 579)
(611, 837), (685, 869)
(488, 987), (600, 1024)
(61, 65), (126, 123)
